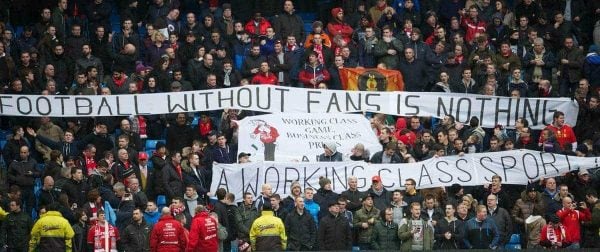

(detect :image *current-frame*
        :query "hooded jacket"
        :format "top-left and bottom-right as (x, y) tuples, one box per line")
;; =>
(187, 211), (219, 252)
(327, 8), (354, 45)
(149, 215), (187, 252)
(249, 210), (287, 251)
(29, 211), (75, 252)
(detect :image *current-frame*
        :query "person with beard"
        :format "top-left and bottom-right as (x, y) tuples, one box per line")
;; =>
(121, 208), (151, 252)
(241, 44), (267, 79)
(41, 44), (72, 93)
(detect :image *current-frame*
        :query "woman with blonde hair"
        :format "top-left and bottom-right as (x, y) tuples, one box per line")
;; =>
(145, 31), (168, 66)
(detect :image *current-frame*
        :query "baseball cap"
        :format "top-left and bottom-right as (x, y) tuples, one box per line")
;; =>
(372, 175), (382, 183)
(138, 152), (148, 160)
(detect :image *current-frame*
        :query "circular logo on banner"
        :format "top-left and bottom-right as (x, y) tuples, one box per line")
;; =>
(358, 70), (387, 91)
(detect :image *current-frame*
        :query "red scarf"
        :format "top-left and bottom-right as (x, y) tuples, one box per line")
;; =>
(314, 44), (324, 65)
(113, 76), (127, 87)
(175, 163), (182, 179)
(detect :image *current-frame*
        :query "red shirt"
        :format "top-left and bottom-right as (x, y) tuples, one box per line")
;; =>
(555, 207), (591, 243)
(251, 72), (278, 85)
(544, 124), (576, 149)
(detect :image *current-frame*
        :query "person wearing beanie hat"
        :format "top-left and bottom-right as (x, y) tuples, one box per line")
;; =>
(327, 7), (353, 47)
(282, 181), (303, 211)
(353, 190), (380, 250)
(318, 142), (343, 162)
(540, 213), (568, 249)
(513, 182), (546, 237)
(446, 183), (464, 206)
(314, 176), (339, 220)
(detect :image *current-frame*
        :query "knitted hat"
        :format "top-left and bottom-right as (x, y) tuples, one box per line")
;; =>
(324, 142), (337, 153)
(331, 7), (343, 17)
(319, 176), (331, 188)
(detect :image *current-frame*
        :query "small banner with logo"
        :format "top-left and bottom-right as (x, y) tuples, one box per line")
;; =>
(340, 68), (404, 91)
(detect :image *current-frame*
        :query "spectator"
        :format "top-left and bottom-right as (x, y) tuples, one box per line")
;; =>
(486, 194), (513, 247)
(540, 213), (569, 248)
(236, 192), (259, 242)
(399, 202), (435, 250)
(249, 201), (287, 251)
(556, 196), (591, 248)
(0, 199), (33, 251)
(150, 207), (187, 252)
(463, 205), (501, 249)
(434, 203), (465, 249)
(353, 193), (381, 250)
(7, 145), (40, 214)
(163, 151), (184, 202)
(121, 208), (151, 252)
(318, 201), (352, 250)
(87, 209), (120, 251)
(28, 203), (75, 251)
(371, 207), (402, 249)
(187, 205), (219, 252)
(285, 196), (317, 250)
(557, 37), (585, 97)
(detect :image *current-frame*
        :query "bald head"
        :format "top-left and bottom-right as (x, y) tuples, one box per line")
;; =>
(43, 176), (54, 190)
(161, 206), (171, 216)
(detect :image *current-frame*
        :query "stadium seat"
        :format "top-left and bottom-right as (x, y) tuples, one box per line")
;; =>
(146, 139), (166, 150)
(298, 12), (316, 23)
(191, 116), (199, 127)
(0, 140), (6, 149)
(504, 234), (521, 249)
(304, 22), (313, 34)
(146, 150), (154, 169)
(157, 195), (167, 209)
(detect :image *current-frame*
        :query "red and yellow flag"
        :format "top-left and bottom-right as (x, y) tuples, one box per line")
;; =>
(340, 68), (404, 91)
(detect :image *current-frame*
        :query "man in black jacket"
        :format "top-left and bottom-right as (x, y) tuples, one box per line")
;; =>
(7, 145), (40, 215)
(285, 197), (317, 250)
(120, 208), (151, 252)
(318, 201), (352, 250)
(0, 200), (33, 251)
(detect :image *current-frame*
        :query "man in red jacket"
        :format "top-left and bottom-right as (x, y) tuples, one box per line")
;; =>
(251, 62), (278, 85)
(150, 207), (187, 252)
(555, 196), (591, 249)
(187, 205), (219, 252)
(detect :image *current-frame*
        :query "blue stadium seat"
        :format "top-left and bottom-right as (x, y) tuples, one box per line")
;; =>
(0, 140), (6, 149)
(304, 23), (313, 34)
(146, 150), (154, 169)
(146, 139), (166, 150)
(298, 12), (316, 22)
(157, 195), (167, 209)
(191, 116), (199, 127)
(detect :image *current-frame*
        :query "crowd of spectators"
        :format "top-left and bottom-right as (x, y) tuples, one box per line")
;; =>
(0, 0), (599, 251)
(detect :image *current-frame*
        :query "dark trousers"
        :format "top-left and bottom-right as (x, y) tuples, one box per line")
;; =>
(264, 143), (276, 161)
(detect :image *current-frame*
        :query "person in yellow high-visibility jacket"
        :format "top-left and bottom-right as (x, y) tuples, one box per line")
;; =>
(249, 201), (287, 251)
(28, 203), (75, 252)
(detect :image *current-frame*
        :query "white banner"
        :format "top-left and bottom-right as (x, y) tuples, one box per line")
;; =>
(210, 150), (600, 200)
(0, 86), (577, 129)
(237, 113), (382, 162)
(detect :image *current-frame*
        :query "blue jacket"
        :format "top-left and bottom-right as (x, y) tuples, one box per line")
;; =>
(144, 210), (161, 225)
(304, 199), (320, 225)
(463, 217), (500, 249)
